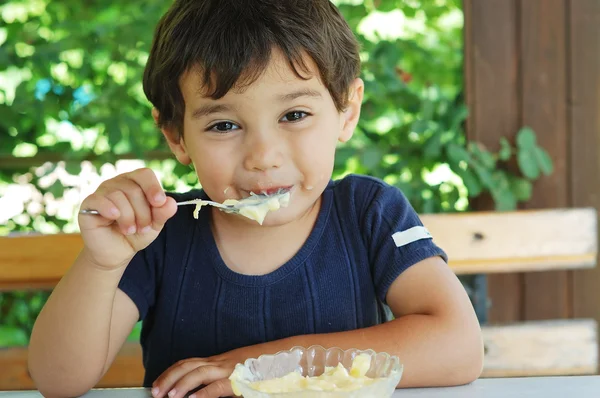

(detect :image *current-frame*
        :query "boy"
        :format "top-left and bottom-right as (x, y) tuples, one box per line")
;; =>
(28, 1), (483, 397)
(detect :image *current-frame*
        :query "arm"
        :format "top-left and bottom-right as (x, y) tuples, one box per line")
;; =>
(28, 261), (139, 397)
(250, 256), (484, 387)
(152, 256), (483, 398)
(28, 168), (177, 397)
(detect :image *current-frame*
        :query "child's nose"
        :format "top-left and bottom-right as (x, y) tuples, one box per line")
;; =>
(243, 131), (284, 171)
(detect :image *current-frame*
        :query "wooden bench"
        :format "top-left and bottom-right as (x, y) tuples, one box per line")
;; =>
(421, 207), (598, 377)
(0, 207), (597, 390)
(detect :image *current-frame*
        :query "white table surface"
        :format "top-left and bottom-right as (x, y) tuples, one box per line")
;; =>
(1, 376), (599, 397)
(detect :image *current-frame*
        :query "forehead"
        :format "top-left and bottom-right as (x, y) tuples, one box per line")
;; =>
(179, 49), (326, 101)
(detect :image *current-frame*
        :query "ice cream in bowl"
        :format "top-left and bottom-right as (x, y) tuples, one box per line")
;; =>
(229, 345), (403, 397)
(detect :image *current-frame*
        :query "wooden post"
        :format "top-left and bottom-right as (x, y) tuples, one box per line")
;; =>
(569, 0), (600, 357)
(464, 0), (600, 334)
(463, 0), (523, 323)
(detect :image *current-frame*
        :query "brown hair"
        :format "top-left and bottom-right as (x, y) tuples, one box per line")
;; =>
(142, 0), (361, 136)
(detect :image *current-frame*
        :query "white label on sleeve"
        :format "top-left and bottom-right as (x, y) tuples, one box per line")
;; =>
(392, 226), (432, 247)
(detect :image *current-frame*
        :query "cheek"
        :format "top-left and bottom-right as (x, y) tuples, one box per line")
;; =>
(292, 132), (337, 186)
(188, 143), (237, 184)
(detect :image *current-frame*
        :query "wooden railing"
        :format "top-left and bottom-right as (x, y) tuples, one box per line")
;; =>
(1, 207), (597, 390)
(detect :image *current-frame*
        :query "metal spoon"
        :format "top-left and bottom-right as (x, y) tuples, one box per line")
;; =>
(79, 189), (290, 216)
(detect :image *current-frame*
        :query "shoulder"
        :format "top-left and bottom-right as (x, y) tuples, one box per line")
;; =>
(329, 174), (427, 246)
(327, 174), (412, 221)
(328, 173), (388, 195)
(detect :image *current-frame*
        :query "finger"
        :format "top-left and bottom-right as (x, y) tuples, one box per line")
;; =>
(170, 367), (232, 398)
(126, 167), (167, 208)
(105, 190), (137, 235)
(152, 359), (208, 398)
(116, 177), (153, 231)
(150, 197), (177, 231)
(79, 193), (120, 227)
(192, 379), (234, 398)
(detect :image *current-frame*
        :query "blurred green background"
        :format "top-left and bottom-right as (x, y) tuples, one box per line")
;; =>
(0, 0), (553, 347)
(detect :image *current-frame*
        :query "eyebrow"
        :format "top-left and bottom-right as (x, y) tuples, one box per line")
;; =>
(277, 89), (322, 102)
(190, 89), (322, 120)
(190, 104), (234, 120)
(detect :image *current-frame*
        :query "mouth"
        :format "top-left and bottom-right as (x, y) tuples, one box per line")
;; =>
(245, 186), (293, 197)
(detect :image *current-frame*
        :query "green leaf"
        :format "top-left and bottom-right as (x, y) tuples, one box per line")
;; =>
(446, 143), (471, 165)
(516, 126), (537, 149)
(420, 99), (435, 120)
(0, 326), (28, 347)
(499, 138), (512, 161)
(47, 180), (66, 198)
(456, 168), (481, 197)
(29, 292), (48, 313)
(472, 164), (494, 188)
(360, 147), (382, 170)
(488, 171), (516, 210)
(449, 104), (469, 131)
(411, 120), (428, 134)
(467, 142), (495, 168)
(476, 149), (496, 169)
(66, 162), (82, 175)
(402, 5), (418, 18)
(374, 0), (400, 12)
(107, 119), (123, 149)
(337, 4), (368, 30)
(492, 170), (511, 191)
(510, 178), (533, 201)
(517, 149), (540, 179)
(423, 133), (442, 158)
(534, 147), (554, 175)
(492, 188), (517, 211)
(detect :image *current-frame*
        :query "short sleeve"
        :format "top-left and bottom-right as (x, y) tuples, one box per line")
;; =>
(361, 181), (448, 303)
(118, 241), (162, 320)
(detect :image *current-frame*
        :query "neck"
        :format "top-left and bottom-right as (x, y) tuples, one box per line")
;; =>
(209, 197), (322, 275)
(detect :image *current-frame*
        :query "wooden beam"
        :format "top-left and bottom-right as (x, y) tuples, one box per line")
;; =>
(481, 319), (598, 377)
(0, 341), (144, 391)
(0, 233), (83, 290)
(0, 151), (173, 170)
(0, 208), (596, 290)
(421, 207), (597, 275)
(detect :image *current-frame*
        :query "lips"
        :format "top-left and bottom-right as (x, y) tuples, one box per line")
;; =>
(246, 185), (293, 197)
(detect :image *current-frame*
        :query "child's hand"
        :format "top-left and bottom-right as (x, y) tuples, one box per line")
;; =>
(78, 168), (177, 270)
(151, 351), (243, 398)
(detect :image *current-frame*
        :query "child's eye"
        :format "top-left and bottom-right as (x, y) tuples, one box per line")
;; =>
(207, 121), (239, 133)
(281, 111), (309, 122)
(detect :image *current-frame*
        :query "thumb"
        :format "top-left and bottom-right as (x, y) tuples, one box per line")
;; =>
(151, 196), (178, 230)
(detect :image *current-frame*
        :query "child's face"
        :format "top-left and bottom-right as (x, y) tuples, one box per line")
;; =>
(161, 48), (363, 226)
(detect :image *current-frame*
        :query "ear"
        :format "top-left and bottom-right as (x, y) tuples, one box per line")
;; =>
(152, 108), (192, 165)
(339, 78), (364, 143)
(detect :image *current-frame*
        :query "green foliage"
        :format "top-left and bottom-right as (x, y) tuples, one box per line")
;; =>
(0, 0), (553, 345)
(0, 290), (49, 346)
(330, 0), (553, 213)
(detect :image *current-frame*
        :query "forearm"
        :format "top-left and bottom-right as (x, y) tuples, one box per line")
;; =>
(239, 314), (483, 388)
(28, 250), (128, 396)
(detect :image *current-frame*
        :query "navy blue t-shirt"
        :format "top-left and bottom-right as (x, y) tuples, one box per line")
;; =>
(118, 174), (447, 386)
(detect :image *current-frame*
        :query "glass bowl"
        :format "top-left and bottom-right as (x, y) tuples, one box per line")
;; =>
(229, 345), (403, 397)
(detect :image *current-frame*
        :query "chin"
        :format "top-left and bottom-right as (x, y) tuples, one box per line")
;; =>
(257, 211), (296, 227)
(263, 198), (320, 227)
